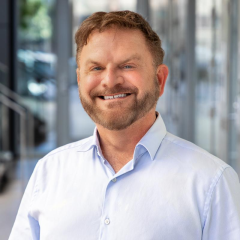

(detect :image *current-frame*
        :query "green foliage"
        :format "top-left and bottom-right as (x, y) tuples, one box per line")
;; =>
(19, 0), (52, 41)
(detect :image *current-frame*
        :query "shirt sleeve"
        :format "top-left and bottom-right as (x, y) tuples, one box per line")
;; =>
(202, 167), (240, 240)
(8, 161), (41, 240)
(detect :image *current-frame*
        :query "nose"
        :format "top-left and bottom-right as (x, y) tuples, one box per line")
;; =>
(101, 67), (124, 88)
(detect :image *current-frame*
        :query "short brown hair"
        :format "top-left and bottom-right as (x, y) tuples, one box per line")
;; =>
(75, 11), (164, 67)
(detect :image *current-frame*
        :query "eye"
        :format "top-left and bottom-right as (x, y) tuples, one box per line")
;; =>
(92, 66), (102, 71)
(123, 65), (133, 69)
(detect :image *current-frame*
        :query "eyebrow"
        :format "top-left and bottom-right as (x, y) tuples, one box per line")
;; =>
(85, 54), (142, 66)
(85, 59), (100, 66)
(120, 54), (142, 64)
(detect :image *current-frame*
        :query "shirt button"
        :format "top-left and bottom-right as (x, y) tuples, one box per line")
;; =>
(104, 218), (110, 225)
(112, 178), (117, 182)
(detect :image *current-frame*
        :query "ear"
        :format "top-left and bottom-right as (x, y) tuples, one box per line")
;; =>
(156, 64), (168, 97)
(76, 68), (80, 85)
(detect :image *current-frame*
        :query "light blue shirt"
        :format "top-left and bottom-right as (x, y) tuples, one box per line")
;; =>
(9, 114), (240, 240)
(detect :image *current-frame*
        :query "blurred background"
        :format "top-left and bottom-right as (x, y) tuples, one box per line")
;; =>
(0, 0), (240, 238)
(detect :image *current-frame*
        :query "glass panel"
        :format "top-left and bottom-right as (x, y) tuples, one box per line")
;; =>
(237, 0), (240, 173)
(195, 0), (222, 154)
(17, 0), (56, 155)
(195, 0), (212, 152)
(195, 0), (239, 174)
(150, 0), (187, 136)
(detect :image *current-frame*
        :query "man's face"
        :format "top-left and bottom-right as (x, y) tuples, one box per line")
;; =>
(77, 27), (161, 130)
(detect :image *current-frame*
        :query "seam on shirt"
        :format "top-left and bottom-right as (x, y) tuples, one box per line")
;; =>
(32, 160), (42, 200)
(202, 166), (231, 228)
(41, 140), (95, 160)
(164, 135), (225, 164)
(29, 160), (42, 218)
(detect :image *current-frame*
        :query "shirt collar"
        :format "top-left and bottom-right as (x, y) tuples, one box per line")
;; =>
(76, 128), (99, 152)
(76, 112), (167, 161)
(136, 113), (167, 161)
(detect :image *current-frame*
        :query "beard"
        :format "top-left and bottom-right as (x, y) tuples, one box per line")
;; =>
(79, 78), (160, 131)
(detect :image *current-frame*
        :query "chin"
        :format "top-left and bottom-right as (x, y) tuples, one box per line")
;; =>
(95, 111), (138, 131)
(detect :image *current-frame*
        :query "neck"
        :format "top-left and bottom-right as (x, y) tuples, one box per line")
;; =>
(96, 110), (156, 172)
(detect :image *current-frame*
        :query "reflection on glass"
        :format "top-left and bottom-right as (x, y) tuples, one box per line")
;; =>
(17, 0), (56, 154)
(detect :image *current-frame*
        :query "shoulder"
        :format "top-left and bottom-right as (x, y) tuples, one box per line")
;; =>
(42, 136), (94, 160)
(33, 136), (95, 172)
(160, 132), (230, 175)
(29, 136), (95, 190)
(159, 133), (240, 217)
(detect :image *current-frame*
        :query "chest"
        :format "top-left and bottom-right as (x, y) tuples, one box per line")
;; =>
(31, 160), (204, 240)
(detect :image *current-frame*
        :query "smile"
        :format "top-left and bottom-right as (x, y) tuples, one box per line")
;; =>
(100, 93), (131, 100)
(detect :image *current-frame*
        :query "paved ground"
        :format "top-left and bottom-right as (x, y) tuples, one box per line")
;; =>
(0, 160), (38, 240)
(0, 178), (22, 239)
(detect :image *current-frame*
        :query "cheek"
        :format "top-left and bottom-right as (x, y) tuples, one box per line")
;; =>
(123, 72), (142, 86)
(123, 72), (148, 92)
(80, 75), (101, 95)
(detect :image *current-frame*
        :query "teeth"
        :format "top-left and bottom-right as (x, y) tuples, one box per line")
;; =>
(104, 96), (114, 100)
(114, 94), (127, 99)
(103, 94), (127, 100)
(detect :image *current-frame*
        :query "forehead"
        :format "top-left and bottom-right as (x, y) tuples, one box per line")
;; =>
(88, 27), (145, 42)
(79, 27), (152, 63)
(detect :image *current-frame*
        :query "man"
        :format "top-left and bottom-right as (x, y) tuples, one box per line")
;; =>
(10, 11), (240, 240)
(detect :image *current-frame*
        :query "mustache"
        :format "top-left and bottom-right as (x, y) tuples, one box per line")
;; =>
(90, 85), (138, 97)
